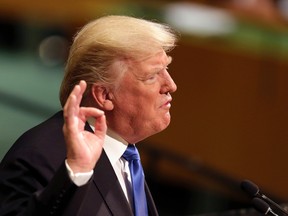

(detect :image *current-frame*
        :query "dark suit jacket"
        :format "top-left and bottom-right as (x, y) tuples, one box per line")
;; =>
(0, 111), (159, 216)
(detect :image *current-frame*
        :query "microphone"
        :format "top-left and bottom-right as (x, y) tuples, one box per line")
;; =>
(252, 197), (278, 216)
(241, 179), (288, 216)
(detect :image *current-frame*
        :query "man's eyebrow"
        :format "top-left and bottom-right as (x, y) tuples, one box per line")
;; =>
(147, 55), (173, 76)
(153, 56), (173, 73)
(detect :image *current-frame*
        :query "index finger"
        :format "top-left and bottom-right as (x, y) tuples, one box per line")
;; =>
(63, 80), (87, 118)
(75, 80), (87, 107)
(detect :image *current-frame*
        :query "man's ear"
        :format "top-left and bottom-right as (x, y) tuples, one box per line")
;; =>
(91, 84), (114, 110)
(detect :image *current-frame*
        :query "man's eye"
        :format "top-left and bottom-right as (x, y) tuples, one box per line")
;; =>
(148, 75), (156, 80)
(143, 74), (158, 83)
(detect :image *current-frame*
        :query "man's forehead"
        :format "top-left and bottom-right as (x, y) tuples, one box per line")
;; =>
(124, 52), (172, 76)
(145, 52), (172, 65)
(149, 55), (172, 68)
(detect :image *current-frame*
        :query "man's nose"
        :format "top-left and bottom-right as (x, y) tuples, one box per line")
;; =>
(161, 71), (177, 94)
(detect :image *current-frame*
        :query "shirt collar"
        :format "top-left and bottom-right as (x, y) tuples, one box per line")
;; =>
(88, 117), (128, 165)
(104, 129), (128, 166)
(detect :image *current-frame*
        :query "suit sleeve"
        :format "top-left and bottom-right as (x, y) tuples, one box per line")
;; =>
(0, 113), (94, 216)
(0, 155), (92, 216)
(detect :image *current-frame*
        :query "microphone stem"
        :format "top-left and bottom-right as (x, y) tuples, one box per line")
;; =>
(268, 208), (279, 216)
(261, 194), (288, 216)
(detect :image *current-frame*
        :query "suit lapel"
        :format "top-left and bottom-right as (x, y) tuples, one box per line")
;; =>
(145, 182), (159, 216)
(85, 123), (158, 216)
(93, 151), (133, 216)
(84, 123), (132, 215)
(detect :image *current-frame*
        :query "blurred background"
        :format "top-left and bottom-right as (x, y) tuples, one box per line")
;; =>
(1, 0), (288, 215)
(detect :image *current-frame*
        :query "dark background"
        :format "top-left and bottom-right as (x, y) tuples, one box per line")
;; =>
(1, 0), (288, 215)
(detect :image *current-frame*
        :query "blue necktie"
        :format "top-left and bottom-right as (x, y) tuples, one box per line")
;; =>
(122, 144), (148, 216)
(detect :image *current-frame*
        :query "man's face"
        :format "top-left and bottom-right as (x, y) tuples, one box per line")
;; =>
(108, 50), (177, 143)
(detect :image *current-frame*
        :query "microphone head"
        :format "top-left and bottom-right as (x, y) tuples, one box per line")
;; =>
(252, 197), (270, 215)
(241, 179), (260, 197)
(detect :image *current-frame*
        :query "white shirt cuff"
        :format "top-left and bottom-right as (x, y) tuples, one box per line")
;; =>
(65, 160), (94, 186)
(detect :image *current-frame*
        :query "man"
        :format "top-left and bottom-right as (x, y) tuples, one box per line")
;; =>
(0, 15), (178, 215)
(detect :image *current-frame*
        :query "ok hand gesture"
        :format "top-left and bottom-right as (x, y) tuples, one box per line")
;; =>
(63, 80), (107, 173)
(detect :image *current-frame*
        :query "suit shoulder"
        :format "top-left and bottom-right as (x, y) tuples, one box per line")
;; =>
(1, 111), (66, 166)
(17, 111), (64, 144)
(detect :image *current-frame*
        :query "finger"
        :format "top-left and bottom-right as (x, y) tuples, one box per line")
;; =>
(79, 107), (107, 136)
(64, 84), (80, 112)
(64, 80), (87, 118)
(94, 114), (107, 137)
(75, 80), (87, 107)
(79, 107), (105, 120)
(63, 92), (79, 127)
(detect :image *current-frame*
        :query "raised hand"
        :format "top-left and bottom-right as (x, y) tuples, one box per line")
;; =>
(63, 80), (107, 173)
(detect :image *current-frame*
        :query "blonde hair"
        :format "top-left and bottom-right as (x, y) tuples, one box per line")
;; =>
(59, 15), (178, 107)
